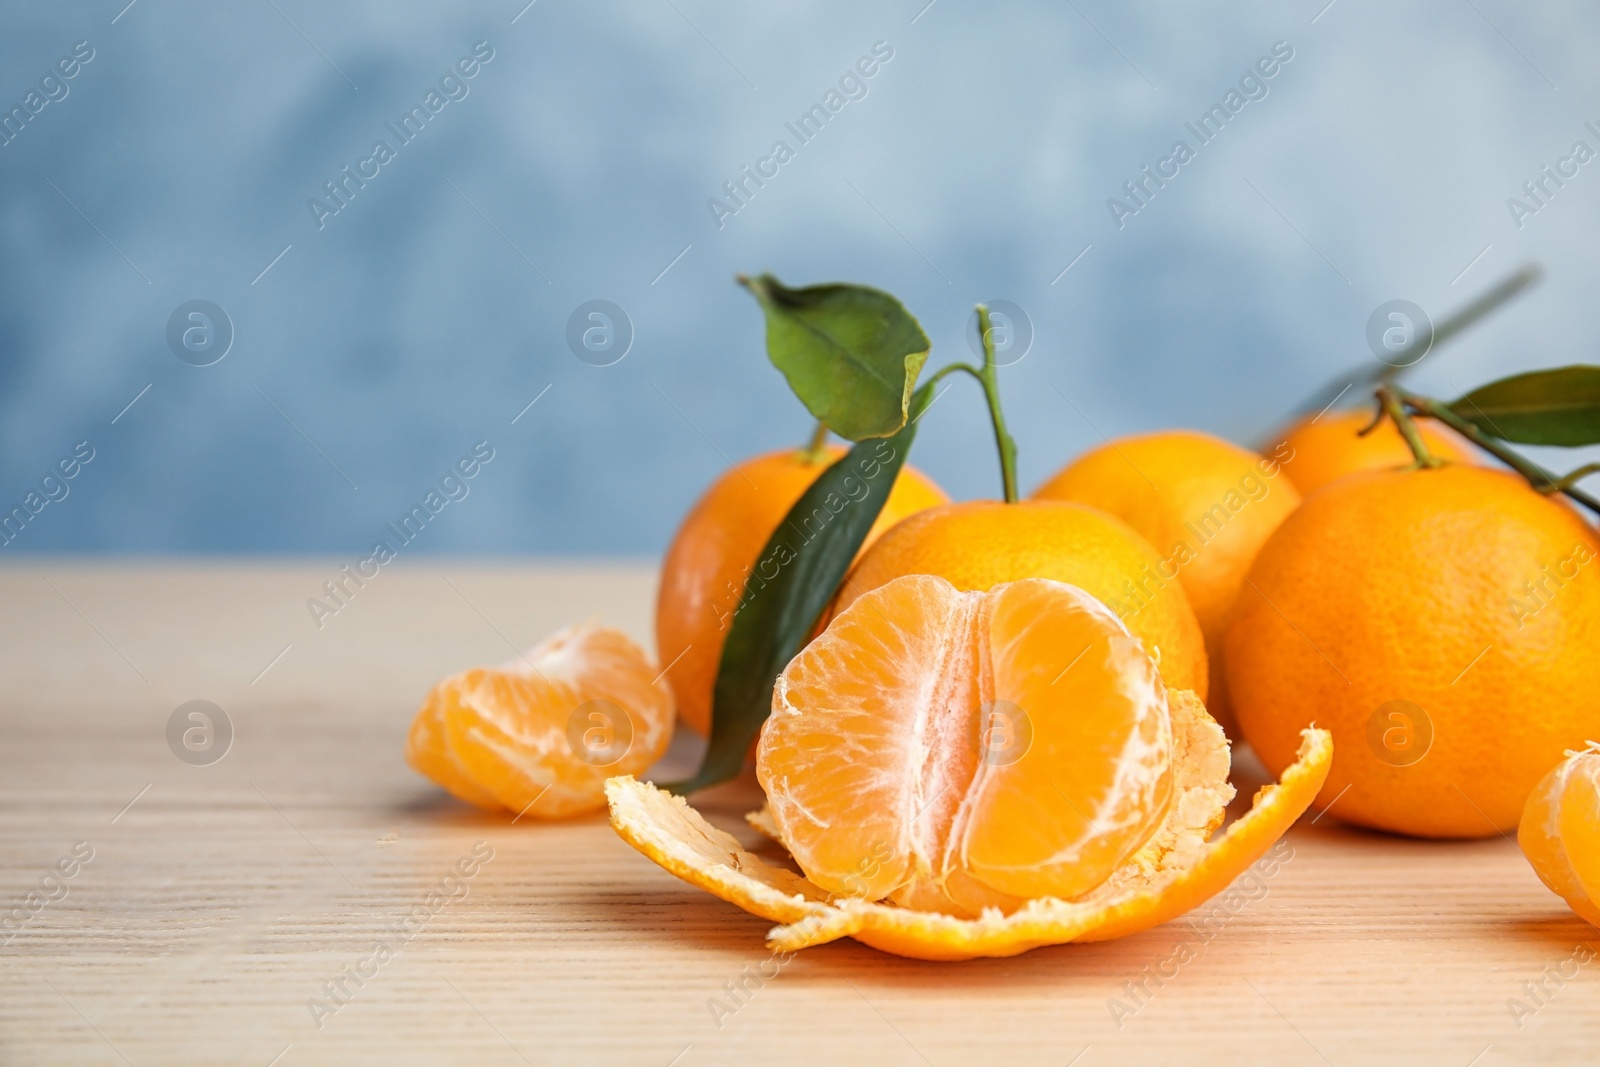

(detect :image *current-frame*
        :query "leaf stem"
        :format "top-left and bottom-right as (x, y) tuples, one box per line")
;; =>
(975, 305), (1020, 503)
(1540, 463), (1600, 495)
(1255, 263), (1542, 450)
(1396, 387), (1600, 516)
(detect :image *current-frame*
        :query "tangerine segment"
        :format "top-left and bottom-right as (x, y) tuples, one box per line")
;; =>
(604, 727), (1331, 960)
(1561, 761), (1600, 906)
(758, 574), (1173, 912)
(440, 624), (674, 819)
(1519, 747), (1600, 927)
(758, 574), (972, 901)
(406, 669), (503, 811)
(953, 579), (1172, 901)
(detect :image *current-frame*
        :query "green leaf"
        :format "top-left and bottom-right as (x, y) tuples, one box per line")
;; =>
(1447, 365), (1600, 446)
(740, 273), (930, 441)
(668, 382), (934, 795)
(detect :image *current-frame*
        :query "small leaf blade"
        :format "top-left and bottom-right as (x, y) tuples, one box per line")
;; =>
(1448, 365), (1600, 446)
(741, 273), (930, 441)
(669, 383), (933, 795)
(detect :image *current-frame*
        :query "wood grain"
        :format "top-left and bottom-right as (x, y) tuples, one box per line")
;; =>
(1, 562), (1596, 1065)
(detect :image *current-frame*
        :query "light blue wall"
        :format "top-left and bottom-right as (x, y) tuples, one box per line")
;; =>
(1, 1), (1595, 554)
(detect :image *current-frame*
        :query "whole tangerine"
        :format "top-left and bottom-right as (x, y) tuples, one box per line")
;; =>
(1227, 464), (1600, 837)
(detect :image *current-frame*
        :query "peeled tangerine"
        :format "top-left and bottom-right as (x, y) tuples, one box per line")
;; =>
(1520, 744), (1600, 927)
(408, 624), (674, 819)
(608, 575), (1331, 959)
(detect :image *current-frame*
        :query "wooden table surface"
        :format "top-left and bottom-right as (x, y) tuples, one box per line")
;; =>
(2, 561), (1597, 1066)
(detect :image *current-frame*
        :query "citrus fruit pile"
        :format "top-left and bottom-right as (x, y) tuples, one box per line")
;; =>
(402, 273), (1600, 956)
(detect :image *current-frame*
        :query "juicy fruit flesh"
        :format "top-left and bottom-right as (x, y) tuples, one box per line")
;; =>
(1520, 748), (1600, 927)
(406, 669), (503, 811)
(406, 624), (674, 819)
(758, 574), (1175, 916)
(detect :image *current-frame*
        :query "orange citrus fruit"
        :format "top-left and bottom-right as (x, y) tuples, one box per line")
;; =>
(1274, 408), (1479, 497)
(834, 499), (1209, 699)
(1520, 744), (1600, 927)
(760, 574), (1193, 916)
(1031, 430), (1300, 728)
(1228, 465), (1600, 838)
(606, 573), (1334, 959)
(656, 445), (946, 736)
(406, 623), (674, 819)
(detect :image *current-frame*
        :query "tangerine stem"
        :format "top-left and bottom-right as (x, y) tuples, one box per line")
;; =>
(975, 305), (1020, 503)
(799, 420), (830, 463)
(1396, 387), (1600, 516)
(1376, 384), (1442, 470)
(1354, 396), (1384, 437)
(919, 344), (1019, 502)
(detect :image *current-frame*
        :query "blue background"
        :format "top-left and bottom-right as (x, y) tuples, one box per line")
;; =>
(2, 0), (1596, 555)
